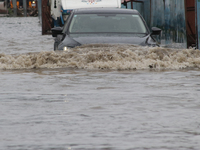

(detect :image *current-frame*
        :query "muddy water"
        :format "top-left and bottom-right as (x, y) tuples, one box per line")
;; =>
(1, 17), (200, 150)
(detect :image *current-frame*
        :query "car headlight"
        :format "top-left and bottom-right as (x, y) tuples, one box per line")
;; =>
(63, 46), (70, 51)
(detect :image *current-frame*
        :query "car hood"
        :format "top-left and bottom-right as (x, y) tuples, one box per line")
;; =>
(75, 34), (147, 44)
(58, 33), (157, 50)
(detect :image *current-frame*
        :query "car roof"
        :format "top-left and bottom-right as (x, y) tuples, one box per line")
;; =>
(73, 8), (139, 14)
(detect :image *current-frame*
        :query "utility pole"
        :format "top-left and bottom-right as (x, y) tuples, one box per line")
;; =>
(12, 0), (17, 16)
(23, 0), (27, 16)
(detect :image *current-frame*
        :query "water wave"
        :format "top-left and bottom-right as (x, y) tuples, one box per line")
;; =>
(1, 44), (200, 70)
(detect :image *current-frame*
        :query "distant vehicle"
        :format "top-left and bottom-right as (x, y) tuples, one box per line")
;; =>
(52, 8), (162, 51)
(50, 0), (121, 27)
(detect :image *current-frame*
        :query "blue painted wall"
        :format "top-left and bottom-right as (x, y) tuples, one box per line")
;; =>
(149, 0), (186, 47)
(197, 0), (200, 48)
(122, 0), (187, 48)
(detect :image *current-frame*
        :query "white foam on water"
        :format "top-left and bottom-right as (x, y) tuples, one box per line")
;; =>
(0, 44), (200, 70)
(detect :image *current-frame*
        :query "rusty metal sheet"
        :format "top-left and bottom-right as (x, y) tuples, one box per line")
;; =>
(42, 0), (52, 35)
(185, 0), (196, 48)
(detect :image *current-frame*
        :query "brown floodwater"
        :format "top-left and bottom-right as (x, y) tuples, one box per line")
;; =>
(0, 17), (200, 150)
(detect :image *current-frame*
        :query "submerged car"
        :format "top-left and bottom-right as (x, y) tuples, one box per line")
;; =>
(52, 8), (161, 51)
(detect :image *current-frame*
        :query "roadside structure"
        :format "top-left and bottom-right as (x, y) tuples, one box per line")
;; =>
(121, 0), (200, 49)
(5, 0), (37, 17)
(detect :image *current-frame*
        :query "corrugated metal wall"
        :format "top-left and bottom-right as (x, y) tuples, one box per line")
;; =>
(151, 0), (186, 47)
(196, 0), (200, 48)
(123, 0), (187, 48)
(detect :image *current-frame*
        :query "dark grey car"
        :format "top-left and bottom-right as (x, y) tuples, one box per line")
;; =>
(52, 8), (161, 51)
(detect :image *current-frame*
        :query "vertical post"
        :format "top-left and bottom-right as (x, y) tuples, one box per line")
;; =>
(196, 0), (200, 49)
(37, 0), (42, 23)
(23, 0), (27, 17)
(12, 0), (17, 17)
(164, 0), (170, 45)
(150, 0), (151, 27)
(42, 0), (46, 35)
(42, 0), (52, 35)
(131, 0), (133, 9)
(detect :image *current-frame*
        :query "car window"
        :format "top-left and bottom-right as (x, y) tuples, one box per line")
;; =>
(69, 14), (147, 34)
(63, 12), (74, 33)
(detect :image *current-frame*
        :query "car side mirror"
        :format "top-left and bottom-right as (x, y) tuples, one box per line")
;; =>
(151, 27), (162, 35)
(51, 27), (63, 37)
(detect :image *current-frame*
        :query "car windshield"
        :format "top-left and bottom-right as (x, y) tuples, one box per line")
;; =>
(69, 14), (147, 34)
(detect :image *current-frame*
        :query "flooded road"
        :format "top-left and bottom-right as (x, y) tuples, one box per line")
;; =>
(0, 17), (200, 150)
